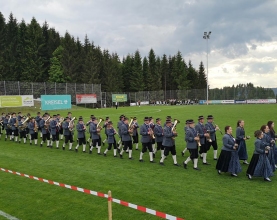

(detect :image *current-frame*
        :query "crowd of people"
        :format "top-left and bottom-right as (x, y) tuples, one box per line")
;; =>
(0, 112), (276, 181)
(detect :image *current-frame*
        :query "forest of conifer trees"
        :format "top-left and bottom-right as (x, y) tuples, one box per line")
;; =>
(0, 12), (275, 100)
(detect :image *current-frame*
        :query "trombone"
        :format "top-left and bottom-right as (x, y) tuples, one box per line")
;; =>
(171, 119), (180, 140)
(97, 118), (103, 134)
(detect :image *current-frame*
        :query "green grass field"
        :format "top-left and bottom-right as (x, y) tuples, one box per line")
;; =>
(0, 104), (276, 220)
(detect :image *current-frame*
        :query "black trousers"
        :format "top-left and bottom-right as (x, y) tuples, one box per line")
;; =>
(64, 134), (73, 144)
(156, 142), (164, 150)
(199, 143), (208, 154)
(43, 133), (50, 141)
(19, 131), (26, 139)
(164, 145), (176, 156)
(142, 142), (153, 153)
(132, 135), (138, 143)
(78, 137), (86, 145)
(12, 129), (19, 136)
(189, 149), (199, 159)
(92, 138), (101, 147)
(123, 140), (133, 150)
(31, 133), (38, 140)
(108, 142), (117, 150)
(207, 140), (218, 150)
(52, 133), (59, 141)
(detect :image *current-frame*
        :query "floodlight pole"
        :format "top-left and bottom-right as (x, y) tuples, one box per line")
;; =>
(203, 31), (211, 105)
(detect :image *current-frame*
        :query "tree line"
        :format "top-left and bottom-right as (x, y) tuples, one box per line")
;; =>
(0, 12), (275, 100)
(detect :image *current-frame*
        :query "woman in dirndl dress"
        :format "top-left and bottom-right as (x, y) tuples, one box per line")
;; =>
(267, 121), (277, 168)
(236, 120), (249, 164)
(261, 125), (276, 172)
(216, 126), (241, 177)
(246, 130), (273, 182)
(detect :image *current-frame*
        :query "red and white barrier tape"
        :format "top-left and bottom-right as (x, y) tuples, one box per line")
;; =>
(0, 167), (184, 220)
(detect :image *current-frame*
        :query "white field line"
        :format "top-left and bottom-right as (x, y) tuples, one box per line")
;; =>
(0, 210), (20, 220)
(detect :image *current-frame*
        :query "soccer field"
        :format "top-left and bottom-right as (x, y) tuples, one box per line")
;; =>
(0, 104), (276, 220)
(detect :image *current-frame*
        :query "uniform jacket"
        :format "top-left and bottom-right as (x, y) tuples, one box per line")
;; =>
(76, 123), (86, 139)
(195, 122), (206, 145)
(90, 122), (100, 140)
(107, 128), (116, 144)
(140, 123), (151, 143)
(162, 125), (176, 147)
(221, 134), (236, 151)
(205, 122), (216, 141)
(185, 127), (197, 149)
(154, 124), (163, 142)
(121, 123), (131, 141)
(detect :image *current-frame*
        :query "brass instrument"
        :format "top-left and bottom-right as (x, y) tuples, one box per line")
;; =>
(213, 122), (223, 135)
(96, 118), (103, 134)
(196, 132), (201, 147)
(128, 117), (134, 135)
(57, 117), (64, 126)
(34, 120), (38, 133)
(44, 116), (51, 129)
(206, 130), (212, 142)
(7, 115), (12, 128)
(171, 119), (180, 140)
(69, 117), (76, 132)
(19, 117), (30, 131)
(15, 118), (19, 128)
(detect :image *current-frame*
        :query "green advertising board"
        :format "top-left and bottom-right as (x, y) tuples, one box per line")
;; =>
(0, 96), (22, 107)
(112, 94), (127, 102)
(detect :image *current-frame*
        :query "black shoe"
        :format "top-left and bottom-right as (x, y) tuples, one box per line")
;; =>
(75, 149), (78, 152)
(40, 144), (42, 147)
(139, 159), (144, 162)
(114, 155), (117, 157)
(159, 162), (165, 166)
(89, 150), (92, 154)
(183, 162), (187, 169)
(150, 161), (156, 163)
(264, 177), (271, 182)
(174, 163), (180, 167)
(120, 154), (123, 159)
(153, 153), (156, 158)
(104, 153), (107, 157)
(193, 167), (201, 171)
(98, 153), (102, 155)
(83, 151), (86, 153)
(62, 147), (65, 150)
(231, 173), (238, 177)
(203, 162), (211, 165)
(5, 138), (7, 141)
(136, 148), (138, 150)
(47, 145), (49, 147)
(181, 152), (184, 157)
(129, 157), (134, 160)
(69, 149), (72, 151)
(56, 147), (59, 149)
(49, 146), (52, 148)
(214, 158), (218, 161)
(30, 143), (32, 145)
(117, 148), (121, 154)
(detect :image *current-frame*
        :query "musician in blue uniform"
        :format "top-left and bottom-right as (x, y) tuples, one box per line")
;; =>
(89, 117), (102, 154)
(102, 117), (110, 146)
(103, 121), (118, 157)
(261, 125), (276, 172)
(18, 117), (27, 144)
(10, 112), (18, 141)
(75, 118), (87, 152)
(154, 118), (164, 158)
(35, 112), (42, 138)
(205, 115), (219, 160)
(149, 117), (156, 157)
(183, 119), (201, 170)
(160, 119), (179, 166)
(132, 117), (139, 150)
(267, 121), (277, 168)
(196, 116), (210, 165)
(181, 120), (190, 157)
(28, 117), (38, 145)
(246, 130), (273, 181)
(139, 117), (154, 162)
(86, 115), (94, 144)
(50, 115), (59, 149)
(39, 114), (51, 147)
(236, 120), (249, 164)
(120, 117), (133, 159)
(0, 113), (5, 139)
(216, 126), (242, 176)
(3, 115), (10, 141)
(117, 115), (125, 152)
(62, 117), (74, 150)
(57, 114), (64, 140)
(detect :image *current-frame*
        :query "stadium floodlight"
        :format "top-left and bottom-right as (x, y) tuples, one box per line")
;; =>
(203, 31), (211, 105)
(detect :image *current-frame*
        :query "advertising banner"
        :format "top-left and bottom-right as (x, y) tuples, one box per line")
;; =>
(76, 94), (97, 104)
(221, 100), (235, 104)
(112, 94), (127, 102)
(246, 99), (276, 104)
(235, 100), (247, 104)
(0, 95), (34, 107)
(41, 95), (71, 110)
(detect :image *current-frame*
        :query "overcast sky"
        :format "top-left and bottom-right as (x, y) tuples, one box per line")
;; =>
(1, 0), (277, 88)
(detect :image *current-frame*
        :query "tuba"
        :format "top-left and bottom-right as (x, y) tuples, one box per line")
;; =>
(128, 117), (134, 136)
(69, 117), (76, 132)
(19, 117), (29, 131)
(7, 115), (12, 128)
(58, 117), (64, 127)
(44, 116), (51, 129)
(34, 120), (38, 133)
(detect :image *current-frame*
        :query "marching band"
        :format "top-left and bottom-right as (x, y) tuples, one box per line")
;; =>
(1, 111), (277, 182)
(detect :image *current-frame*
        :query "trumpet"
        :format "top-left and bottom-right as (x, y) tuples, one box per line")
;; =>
(196, 132), (201, 147)
(213, 122), (223, 135)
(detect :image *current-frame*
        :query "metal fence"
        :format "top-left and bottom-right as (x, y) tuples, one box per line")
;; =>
(0, 81), (102, 104)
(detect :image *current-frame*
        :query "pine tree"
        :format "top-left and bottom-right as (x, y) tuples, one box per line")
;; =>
(121, 54), (133, 91)
(147, 48), (161, 91)
(187, 60), (198, 89)
(130, 50), (144, 92)
(198, 61), (207, 89)
(142, 56), (149, 91)
(0, 12), (6, 78)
